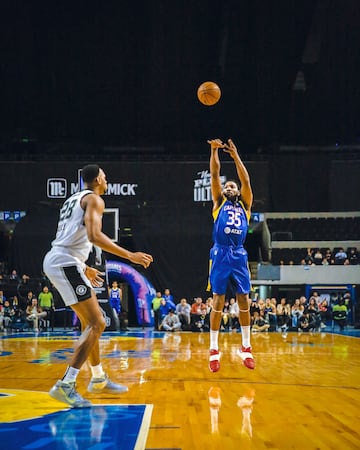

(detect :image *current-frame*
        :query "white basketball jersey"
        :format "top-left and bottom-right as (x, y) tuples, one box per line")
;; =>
(51, 190), (94, 262)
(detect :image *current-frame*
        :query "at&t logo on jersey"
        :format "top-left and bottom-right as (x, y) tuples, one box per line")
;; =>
(224, 227), (243, 235)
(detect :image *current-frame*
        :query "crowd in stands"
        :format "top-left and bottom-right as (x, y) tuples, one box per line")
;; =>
(0, 265), (354, 335)
(273, 246), (359, 266)
(0, 269), (54, 332)
(152, 289), (353, 334)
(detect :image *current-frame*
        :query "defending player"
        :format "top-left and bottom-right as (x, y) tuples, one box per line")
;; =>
(43, 164), (153, 407)
(207, 139), (255, 372)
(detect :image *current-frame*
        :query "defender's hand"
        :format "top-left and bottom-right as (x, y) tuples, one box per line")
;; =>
(130, 252), (154, 268)
(84, 266), (105, 287)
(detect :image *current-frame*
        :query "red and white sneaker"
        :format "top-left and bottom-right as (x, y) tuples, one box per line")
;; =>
(209, 349), (221, 372)
(237, 346), (255, 370)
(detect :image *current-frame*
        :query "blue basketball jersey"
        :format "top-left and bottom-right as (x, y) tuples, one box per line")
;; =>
(212, 198), (250, 247)
(109, 288), (121, 313)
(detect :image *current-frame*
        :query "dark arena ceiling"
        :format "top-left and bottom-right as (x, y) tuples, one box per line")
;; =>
(1, 0), (359, 159)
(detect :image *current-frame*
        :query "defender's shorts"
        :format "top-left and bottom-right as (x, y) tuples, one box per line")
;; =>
(209, 245), (251, 295)
(43, 249), (92, 306)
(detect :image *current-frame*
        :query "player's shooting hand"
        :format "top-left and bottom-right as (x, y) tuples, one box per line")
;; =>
(130, 252), (154, 268)
(84, 266), (105, 287)
(223, 139), (239, 158)
(207, 138), (225, 149)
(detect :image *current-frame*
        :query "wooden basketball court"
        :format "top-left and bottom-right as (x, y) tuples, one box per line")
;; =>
(0, 328), (359, 449)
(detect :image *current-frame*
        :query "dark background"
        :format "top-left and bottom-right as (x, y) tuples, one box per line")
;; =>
(1, 1), (360, 303)
(1, 0), (359, 153)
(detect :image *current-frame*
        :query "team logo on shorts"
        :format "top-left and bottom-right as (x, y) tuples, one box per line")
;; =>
(76, 285), (87, 296)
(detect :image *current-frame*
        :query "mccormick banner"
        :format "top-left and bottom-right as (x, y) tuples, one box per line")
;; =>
(0, 161), (269, 211)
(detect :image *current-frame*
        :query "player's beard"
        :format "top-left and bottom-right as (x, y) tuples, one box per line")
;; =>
(224, 192), (238, 203)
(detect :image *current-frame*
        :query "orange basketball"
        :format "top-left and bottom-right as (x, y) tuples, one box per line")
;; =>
(197, 81), (221, 106)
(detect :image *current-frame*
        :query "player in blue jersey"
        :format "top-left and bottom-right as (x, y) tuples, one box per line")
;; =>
(207, 138), (255, 372)
(109, 280), (122, 315)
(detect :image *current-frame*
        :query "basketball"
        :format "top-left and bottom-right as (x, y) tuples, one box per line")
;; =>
(197, 81), (221, 106)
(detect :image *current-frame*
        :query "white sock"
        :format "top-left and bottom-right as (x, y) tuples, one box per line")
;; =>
(91, 363), (105, 378)
(62, 366), (80, 384)
(210, 330), (219, 351)
(241, 326), (251, 348)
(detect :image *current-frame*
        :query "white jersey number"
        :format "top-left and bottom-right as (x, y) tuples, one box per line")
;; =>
(59, 199), (77, 222)
(226, 211), (241, 227)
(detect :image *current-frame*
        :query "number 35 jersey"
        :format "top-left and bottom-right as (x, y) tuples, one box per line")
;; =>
(51, 190), (94, 262)
(212, 198), (250, 248)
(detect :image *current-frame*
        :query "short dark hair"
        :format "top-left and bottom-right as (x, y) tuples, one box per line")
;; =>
(225, 179), (240, 190)
(82, 164), (100, 184)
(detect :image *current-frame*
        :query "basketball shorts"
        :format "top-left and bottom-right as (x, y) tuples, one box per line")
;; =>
(43, 249), (92, 306)
(209, 245), (251, 295)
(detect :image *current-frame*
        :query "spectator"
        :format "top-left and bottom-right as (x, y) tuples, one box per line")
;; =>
(221, 299), (231, 331)
(349, 248), (359, 265)
(26, 298), (47, 332)
(311, 291), (321, 307)
(163, 288), (176, 309)
(313, 249), (323, 265)
(298, 309), (316, 332)
(229, 297), (240, 330)
(152, 291), (164, 331)
(190, 297), (208, 331)
(334, 248), (347, 265)
(343, 292), (352, 311)
(250, 296), (261, 317)
(1, 299), (15, 330)
(21, 274), (31, 285)
(307, 297), (321, 330)
(11, 295), (21, 312)
(291, 298), (304, 329)
(318, 298), (330, 328)
(191, 311), (210, 332)
(332, 298), (348, 331)
(10, 308), (27, 331)
(25, 291), (36, 307)
(176, 298), (191, 329)
(276, 297), (291, 331)
(161, 309), (181, 332)
(304, 248), (314, 265)
(324, 248), (332, 264)
(38, 285), (55, 331)
(251, 310), (270, 332)
(0, 290), (6, 306)
(158, 298), (172, 324)
(299, 295), (308, 309)
(205, 297), (213, 315)
(191, 297), (207, 316)
(264, 298), (277, 331)
(9, 269), (20, 282)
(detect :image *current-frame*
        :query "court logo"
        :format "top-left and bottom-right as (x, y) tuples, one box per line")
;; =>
(76, 285), (87, 296)
(47, 179), (67, 198)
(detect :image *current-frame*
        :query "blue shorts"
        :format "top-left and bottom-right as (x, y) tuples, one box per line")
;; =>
(209, 245), (251, 295)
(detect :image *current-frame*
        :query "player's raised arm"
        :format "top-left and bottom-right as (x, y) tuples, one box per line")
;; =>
(223, 139), (253, 212)
(208, 139), (225, 210)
